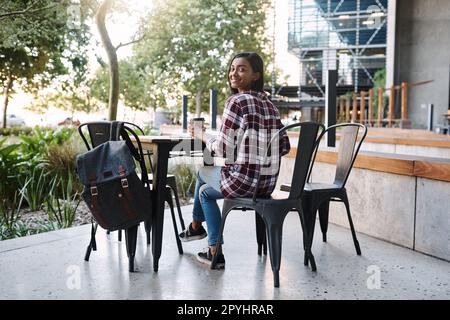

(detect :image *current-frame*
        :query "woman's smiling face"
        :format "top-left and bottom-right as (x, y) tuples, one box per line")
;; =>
(229, 57), (260, 93)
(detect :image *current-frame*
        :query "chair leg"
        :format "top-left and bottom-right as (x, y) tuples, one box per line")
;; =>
(263, 233), (267, 255)
(91, 224), (98, 251)
(273, 270), (280, 288)
(261, 210), (288, 288)
(300, 197), (317, 267)
(84, 244), (93, 262)
(167, 188), (183, 255)
(169, 184), (186, 231)
(255, 213), (266, 256)
(342, 194), (361, 255)
(300, 199), (308, 265)
(125, 224), (139, 272)
(318, 200), (330, 242)
(299, 199), (317, 271)
(144, 220), (151, 245)
(84, 223), (98, 261)
(118, 229), (122, 242)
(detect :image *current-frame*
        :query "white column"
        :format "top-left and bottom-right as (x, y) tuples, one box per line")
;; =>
(386, 0), (397, 88)
(322, 49), (337, 85)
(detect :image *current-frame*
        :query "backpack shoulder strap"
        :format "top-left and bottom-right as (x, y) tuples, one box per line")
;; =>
(110, 121), (124, 141)
(121, 126), (150, 186)
(120, 127), (141, 161)
(110, 121), (149, 186)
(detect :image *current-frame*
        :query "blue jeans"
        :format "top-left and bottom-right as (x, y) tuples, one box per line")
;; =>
(192, 166), (224, 246)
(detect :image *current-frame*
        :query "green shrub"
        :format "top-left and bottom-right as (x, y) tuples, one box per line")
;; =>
(19, 127), (54, 157)
(20, 166), (51, 211)
(0, 140), (30, 240)
(0, 127), (33, 137)
(45, 173), (81, 229)
(0, 181), (28, 240)
(0, 139), (24, 212)
(142, 126), (160, 135)
(44, 134), (84, 195)
(0, 218), (60, 240)
(33, 220), (60, 233)
(0, 127), (84, 239)
(169, 162), (197, 200)
(19, 127), (54, 171)
(0, 219), (33, 240)
(19, 127), (76, 165)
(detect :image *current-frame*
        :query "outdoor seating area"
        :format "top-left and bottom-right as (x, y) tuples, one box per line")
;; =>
(1, 120), (449, 300)
(1, 202), (449, 299)
(278, 127), (450, 262)
(1, 0), (449, 303)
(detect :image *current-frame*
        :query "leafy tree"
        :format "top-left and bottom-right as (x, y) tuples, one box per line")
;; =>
(91, 59), (145, 112)
(134, 0), (273, 116)
(91, 57), (182, 114)
(26, 80), (103, 115)
(0, 0), (91, 127)
(93, 0), (146, 120)
(94, 0), (120, 121)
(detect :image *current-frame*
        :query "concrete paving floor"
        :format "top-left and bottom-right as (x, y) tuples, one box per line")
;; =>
(0, 201), (449, 300)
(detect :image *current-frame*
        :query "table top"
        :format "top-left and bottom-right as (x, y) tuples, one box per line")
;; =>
(135, 136), (206, 156)
(138, 135), (193, 141)
(137, 135), (195, 143)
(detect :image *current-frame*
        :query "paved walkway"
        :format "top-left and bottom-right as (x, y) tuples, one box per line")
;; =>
(0, 202), (449, 299)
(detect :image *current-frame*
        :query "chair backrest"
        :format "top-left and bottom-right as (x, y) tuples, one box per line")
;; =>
(309, 123), (367, 188)
(78, 121), (111, 150)
(252, 121), (324, 201)
(78, 121), (147, 147)
(287, 122), (325, 199)
(78, 121), (150, 185)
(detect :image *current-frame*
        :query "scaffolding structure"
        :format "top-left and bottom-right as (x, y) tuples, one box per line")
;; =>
(287, 0), (388, 103)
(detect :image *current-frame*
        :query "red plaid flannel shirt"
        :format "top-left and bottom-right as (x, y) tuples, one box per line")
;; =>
(207, 90), (290, 198)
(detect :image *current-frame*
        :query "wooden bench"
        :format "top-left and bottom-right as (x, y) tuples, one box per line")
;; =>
(286, 148), (450, 183)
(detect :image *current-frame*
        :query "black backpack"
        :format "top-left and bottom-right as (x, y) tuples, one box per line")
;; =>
(76, 121), (152, 231)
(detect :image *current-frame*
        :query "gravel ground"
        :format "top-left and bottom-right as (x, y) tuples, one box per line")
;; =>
(19, 201), (93, 228)
(19, 198), (193, 229)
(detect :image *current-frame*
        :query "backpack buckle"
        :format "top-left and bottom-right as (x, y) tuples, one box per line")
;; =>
(90, 186), (98, 196)
(121, 178), (129, 188)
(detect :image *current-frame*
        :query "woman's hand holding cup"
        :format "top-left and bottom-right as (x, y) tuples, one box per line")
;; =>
(189, 117), (205, 140)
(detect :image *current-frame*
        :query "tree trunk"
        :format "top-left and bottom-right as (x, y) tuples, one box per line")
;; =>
(195, 90), (202, 117)
(96, 0), (119, 121)
(2, 75), (13, 129)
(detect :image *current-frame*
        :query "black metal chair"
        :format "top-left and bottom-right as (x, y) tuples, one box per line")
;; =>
(211, 122), (324, 287)
(78, 121), (185, 256)
(77, 121), (151, 271)
(280, 123), (368, 263)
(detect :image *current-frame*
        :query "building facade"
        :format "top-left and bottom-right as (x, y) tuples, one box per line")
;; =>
(282, 0), (449, 129)
(283, 0), (388, 122)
